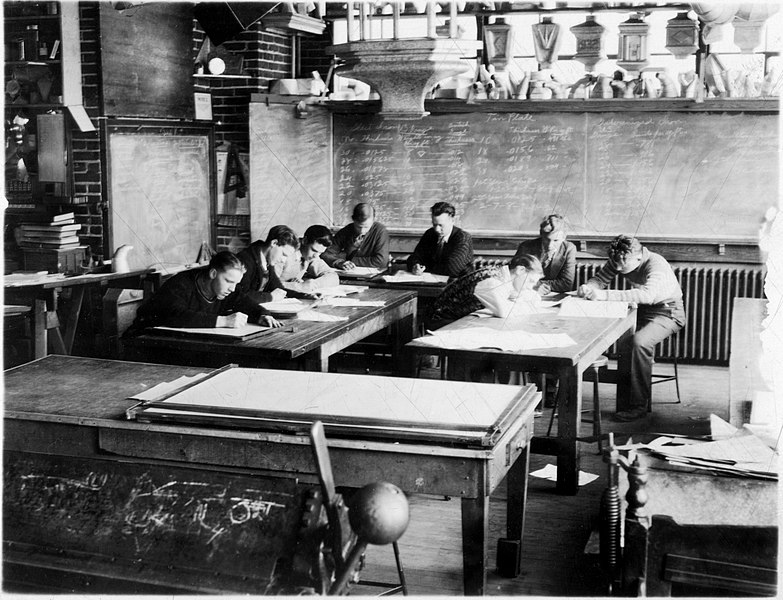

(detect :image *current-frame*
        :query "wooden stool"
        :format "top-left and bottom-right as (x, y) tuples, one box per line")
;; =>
(546, 355), (608, 454)
(649, 333), (681, 411)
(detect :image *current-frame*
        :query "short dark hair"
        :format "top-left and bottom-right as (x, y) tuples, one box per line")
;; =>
(509, 253), (543, 274)
(352, 203), (374, 222)
(265, 225), (300, 249)
(540, 214), (566, 236)
(209, 250), (245, 273)
(607, 235), (642, 263)
(431, 202), (455, 218)
(303, 224), (333, 247)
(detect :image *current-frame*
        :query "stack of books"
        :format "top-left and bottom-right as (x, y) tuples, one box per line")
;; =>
(19, 213), (82, 250)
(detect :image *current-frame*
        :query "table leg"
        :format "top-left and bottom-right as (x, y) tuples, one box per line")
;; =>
(555, 366), (582, 495)
(302, 352), (329, 373)
(32, 299), (47, 359)
(62, 286), (85, 354)
(614, 324), (636, 413)
(461, 494), (488, 596)
(498, 441), (530, 577)
(391, 312), (416, 375)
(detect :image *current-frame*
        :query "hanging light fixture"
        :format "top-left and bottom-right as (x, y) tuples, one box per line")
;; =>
(617, 12), (650, 74)
(665, 11), (699, 59)
(570, 15), (605, 73)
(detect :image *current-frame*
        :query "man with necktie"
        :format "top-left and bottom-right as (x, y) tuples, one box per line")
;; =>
(407, 202), (474, 279)
(511, 214), (576, 294)
(321, 203), (390, 271)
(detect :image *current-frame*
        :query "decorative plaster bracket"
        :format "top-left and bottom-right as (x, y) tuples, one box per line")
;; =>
(327, 38), (481, 118)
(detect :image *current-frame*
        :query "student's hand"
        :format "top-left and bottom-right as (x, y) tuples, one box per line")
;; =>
(301, 291), (322, 300)
(577, 284), (595, 299)
(537, 282), (552, 296)
(261, 315), (283, 328)
(219, 312), (248, 328)
(342, 261), (356, 271)
(411, 264), (426, 275)
(270, 288), (287, 301)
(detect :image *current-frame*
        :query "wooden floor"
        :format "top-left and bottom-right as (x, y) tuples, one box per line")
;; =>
(332, 356), (729, 596)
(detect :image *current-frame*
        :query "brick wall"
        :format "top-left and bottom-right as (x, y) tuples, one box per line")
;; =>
(57, 12), (302, 258)
(73, 2), (104, 261)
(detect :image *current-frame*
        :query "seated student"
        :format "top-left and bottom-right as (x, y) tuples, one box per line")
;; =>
(236, 225), (299, 303)
(321, 203), (390, 270)
(279, 225), (339, 293)
(578, 235), (685, 422)
(127, 251), (283, 332)
(425, 254), (543, 330)
(511, 214), (576, 294)
(407, 202), (474, 279)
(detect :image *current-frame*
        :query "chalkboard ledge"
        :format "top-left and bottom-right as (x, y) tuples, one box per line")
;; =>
(323, 97), (779, 115)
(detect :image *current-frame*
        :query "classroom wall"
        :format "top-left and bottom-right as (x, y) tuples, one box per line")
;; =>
(18, 5), (297, 265)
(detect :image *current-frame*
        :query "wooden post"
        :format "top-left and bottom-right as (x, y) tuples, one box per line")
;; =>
(359, 1), (368, 40)
(449, 1), (458, 38)
(392, 1), (401, 39)
(346, 1), (356, 41)
(427, 1), (437, 39)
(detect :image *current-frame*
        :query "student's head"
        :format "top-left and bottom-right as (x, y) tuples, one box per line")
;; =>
(539, 214), (567, 254)
(207, 251), (246, 300)
(265, 225), (299, 270)
(607, 235), (643, 274)
(302, 224), (334, 261)
(351, 203), (375, 236)
(509, 254), (543, 294)
(430, 202), (456, 238)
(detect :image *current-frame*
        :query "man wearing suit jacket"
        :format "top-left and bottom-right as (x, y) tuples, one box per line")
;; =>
(512, 214), (576, 294)
(407, 202), (474, 279)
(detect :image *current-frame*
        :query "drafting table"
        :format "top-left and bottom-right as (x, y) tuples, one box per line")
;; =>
(122, 288), (417, 373)
(608, 448), (778, 596)
(3, 355), (539, 596)
(3, 269), (155, 359)
(407, 307), (638, 495)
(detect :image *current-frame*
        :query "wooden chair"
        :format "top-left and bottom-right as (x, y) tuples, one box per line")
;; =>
(102, 288), (145, 358)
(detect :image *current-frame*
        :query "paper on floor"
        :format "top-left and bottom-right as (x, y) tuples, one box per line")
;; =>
(530, 463), (599, 486)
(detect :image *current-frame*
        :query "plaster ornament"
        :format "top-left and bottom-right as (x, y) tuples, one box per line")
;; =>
(678, 71), (699, 98)
(616, 12), (650, 73)
(527, 71), (552, 100)
(570, 15), (606, 72)
(656, 72), (679, 98)
(531, 17), (562, 69)
(665, 12), (699, 59)
(591, 74), (613, 98)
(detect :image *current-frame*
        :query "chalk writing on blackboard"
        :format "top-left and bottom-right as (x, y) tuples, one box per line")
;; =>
(334, 112), (777, 239)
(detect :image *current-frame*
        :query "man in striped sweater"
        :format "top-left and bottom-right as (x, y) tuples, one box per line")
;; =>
(579, 235), (685, 422)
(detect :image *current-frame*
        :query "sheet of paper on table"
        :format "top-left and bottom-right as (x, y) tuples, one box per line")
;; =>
(418, 327), (576, 352)
(152, 324), (272, 339)
(324, 298), (385, 307)
(337, 266), (382, 278)
(129, 373), (209, 402)
(316, 285), (369, 297)
(4, 272), (66, 286)
(382, 271), (449, 284)
(558, 296), (629, 318)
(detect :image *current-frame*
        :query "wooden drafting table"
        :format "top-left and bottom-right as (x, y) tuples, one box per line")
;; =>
(406, 306), (638, 495)
(3, 355), (539, 596)
(613, 450), (778, 596)
(122, 288), (417, 373)
(3, 268), (155, 359)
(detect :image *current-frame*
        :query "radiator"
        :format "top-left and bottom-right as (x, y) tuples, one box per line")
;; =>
(471, 258), (765, 365)
(574, 263), (766, 365)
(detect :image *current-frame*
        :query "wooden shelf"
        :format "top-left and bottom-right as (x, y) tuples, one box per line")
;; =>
(6, 60), (61, 67)
(325, 97), (780, 114)
(5, 103), (63, 110)
(193, 73), (251, 79)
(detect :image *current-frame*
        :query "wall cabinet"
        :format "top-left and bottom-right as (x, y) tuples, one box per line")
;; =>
(4, 0), (83, 207)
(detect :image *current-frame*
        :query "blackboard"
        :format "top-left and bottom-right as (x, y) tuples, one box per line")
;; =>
(249, 103), (333, 240)
(105, 122), (215, 271)
(333, 111), (778, 239)
(3, 451), (308, 593)
(99, 3), (194, 119)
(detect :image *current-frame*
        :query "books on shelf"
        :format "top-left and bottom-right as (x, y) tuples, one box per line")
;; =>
(18, 213), (81, 249)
